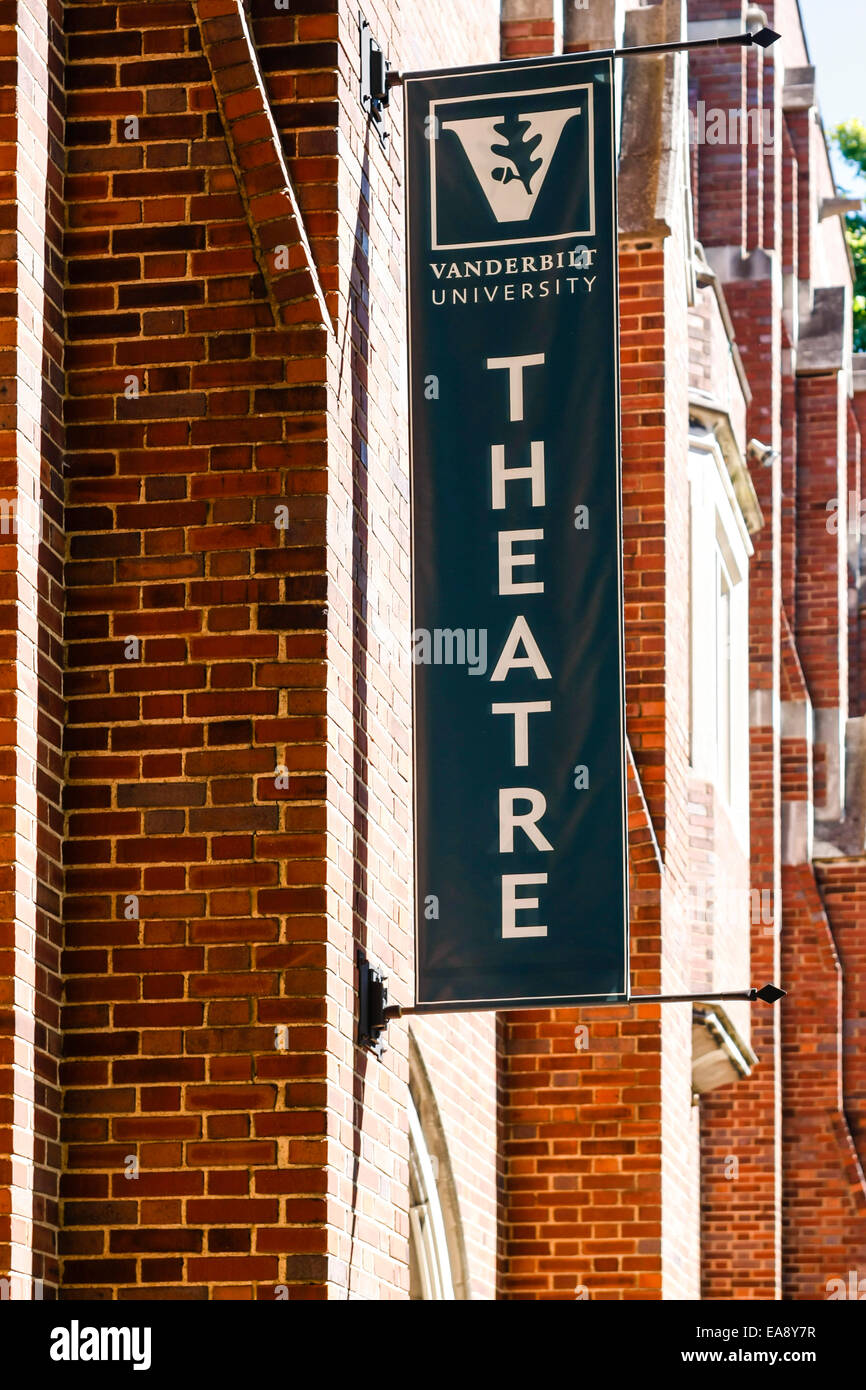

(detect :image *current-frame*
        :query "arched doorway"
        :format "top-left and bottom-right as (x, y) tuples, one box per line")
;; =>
(408, 1033), (470, 1299)
(408, 1092), (454, 1299)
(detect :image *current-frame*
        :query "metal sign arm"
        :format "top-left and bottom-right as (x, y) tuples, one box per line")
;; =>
(357, 952), (785, 1052)
(382, 28), (781, 96)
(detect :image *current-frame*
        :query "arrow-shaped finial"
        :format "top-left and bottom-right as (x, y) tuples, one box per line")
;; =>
(751, 27), (781, 48)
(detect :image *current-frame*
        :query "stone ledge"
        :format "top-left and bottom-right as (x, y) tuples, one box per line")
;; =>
(796, 286), (847, 375)
(782, 64), (815, 110)
(192, 0), (333, 334)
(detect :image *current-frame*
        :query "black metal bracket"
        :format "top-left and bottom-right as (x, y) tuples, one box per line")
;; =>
(360, 14), (390, 145)
(357, 968), (785, 1053)
(357, 950), (389, 1055)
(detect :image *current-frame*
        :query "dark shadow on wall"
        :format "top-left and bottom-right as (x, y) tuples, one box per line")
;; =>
(343, 123), (374, 1298)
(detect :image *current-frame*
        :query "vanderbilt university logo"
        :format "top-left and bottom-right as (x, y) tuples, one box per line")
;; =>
(429, 81), (596, 251)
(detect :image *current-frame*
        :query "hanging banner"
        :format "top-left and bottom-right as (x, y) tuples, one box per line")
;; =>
(405, 52), (627, 1009)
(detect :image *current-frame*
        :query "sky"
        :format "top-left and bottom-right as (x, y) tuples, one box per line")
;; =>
(798, 0), (866, 191)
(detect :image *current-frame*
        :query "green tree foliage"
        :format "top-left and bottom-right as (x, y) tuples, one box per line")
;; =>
(834, 119), (866, 351)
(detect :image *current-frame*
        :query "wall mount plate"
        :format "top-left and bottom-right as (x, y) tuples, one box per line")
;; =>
(360, 13), (389, 146)
(357, 950), (389, 1055)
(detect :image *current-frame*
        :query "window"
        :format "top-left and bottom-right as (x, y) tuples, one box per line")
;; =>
(717, 560), (732, 803)
(688, 431), (752, 841)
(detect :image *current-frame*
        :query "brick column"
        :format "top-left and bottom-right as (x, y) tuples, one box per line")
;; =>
(847, 404), (862, 716)
(500, 0), (560, 60)
(0, 0), (65, 1302)
(814, 864), (866, 1179)
(689, 0), (748, 251)
(744, 39), (764, 250)
(563, 0), (616, 53)
(699, 270), (783, 1299)
(795, 368), (848, 817)
(760, 1), (782, 257)
(784, 95), (815, 297)
(60, 0), (343, 1300)
(852, 358), (866, 716)
(782, 863), (866, 1298)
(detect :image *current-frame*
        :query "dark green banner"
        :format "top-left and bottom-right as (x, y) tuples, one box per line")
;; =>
(404, 52), (628, 1009)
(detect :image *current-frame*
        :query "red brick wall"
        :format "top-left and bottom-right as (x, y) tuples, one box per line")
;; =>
(781, 324), (798, 618)
(699, 269), (783, 1301)
(780, 118), (798, 280)
(61, 0), (340, 1300)
(498, 753), (665, 1300)
(56, 0), (503, 1304)
(780, 624), (811, 809)
(851, 388), (866, 716)
(795, 373), (847, 714)
(327, 0), (499, 1301)
(689, 0), (747, 251)
(620, 242), (689, 861)
(500, 0), (558, 61)
(2, 0), (866, 1308)
(761, 2), (781, 258)
(814, 863), (866, 1195)
(781, 863), (866, 1298)
(785, 107), (814, 290)
(847, 404), (861, 715)
(745, 43), (764, 252)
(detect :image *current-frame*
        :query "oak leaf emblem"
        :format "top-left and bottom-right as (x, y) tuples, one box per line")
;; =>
(490, 114), (543, 193)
